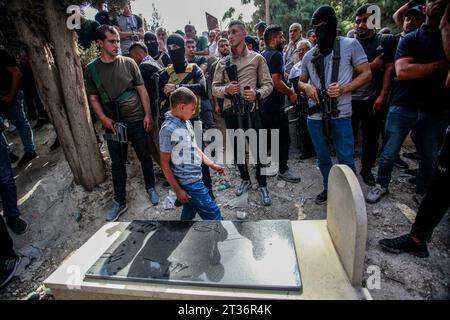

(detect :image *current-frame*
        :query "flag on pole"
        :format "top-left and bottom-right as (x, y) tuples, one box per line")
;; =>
(205, 12), (219, 31)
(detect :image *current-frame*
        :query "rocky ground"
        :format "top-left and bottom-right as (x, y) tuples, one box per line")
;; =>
(0, 121), (449, 300)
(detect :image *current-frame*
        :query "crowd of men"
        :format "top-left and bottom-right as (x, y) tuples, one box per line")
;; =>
(1, 0), (449, 288)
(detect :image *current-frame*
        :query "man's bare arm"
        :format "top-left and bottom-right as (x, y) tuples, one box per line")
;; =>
(113, 26), (133, 40)
(374, 62), (395, 111)
(393, 2), (410, 28)
(89, 94), (115, 133)
(440, 2), (450, 86)
(135, 85), (152, 117)
(396, 57), (448, 80)
(379, 62), (394, 98)
(342, 62), (372, 94)
(298, 74), (320, 103)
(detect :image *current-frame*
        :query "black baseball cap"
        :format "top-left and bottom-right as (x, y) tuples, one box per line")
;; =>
(255, 21), (267, 30)
(405, 5), (425, 18)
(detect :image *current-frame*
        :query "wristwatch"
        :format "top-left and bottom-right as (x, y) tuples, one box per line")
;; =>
(255, 90), (261, 100)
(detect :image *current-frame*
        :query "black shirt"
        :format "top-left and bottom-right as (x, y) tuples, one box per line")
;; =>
(390, 23), (450, 111)
(0, 49), (17, 93)
(261, 48), (286, 113)
(139, 56), (163, 117)
(154, 51), (172, 68)
(95, 11), (110, 25)
(188, 56), (207, 68)
(76, 19), (100, 50)
(353, 33), (397, 100)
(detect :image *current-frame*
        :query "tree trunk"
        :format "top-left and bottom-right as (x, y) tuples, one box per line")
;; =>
(8, 0), (106, 191)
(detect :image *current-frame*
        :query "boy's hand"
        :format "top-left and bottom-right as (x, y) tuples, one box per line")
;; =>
(176, 188), (191, 203)
(210, 163), (225, 175)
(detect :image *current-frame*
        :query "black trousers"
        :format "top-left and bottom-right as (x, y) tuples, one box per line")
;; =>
(23, 82), (48, 120)
(106, 120), (155, 205)
(411, 167), (450, 242)
(224, 111), (267, 187)
(260, 111), (291, 173)
(352, 99), (384, 173)
(0, 215), (16, 266)
(298, 111), (315, 155)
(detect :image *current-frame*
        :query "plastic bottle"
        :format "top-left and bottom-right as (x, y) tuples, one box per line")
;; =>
(216, 182), (232, 191)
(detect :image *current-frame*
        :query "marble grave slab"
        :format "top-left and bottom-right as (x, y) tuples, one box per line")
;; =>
(85, 220), (301, 291)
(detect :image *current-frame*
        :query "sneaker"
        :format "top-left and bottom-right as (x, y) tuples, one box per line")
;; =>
(315, 190), (327, 205)
(33, 118), (50, 131)
(379, 234), (429, 258)
(9, 152), (19, 163)
(394, 157), (409, 169)
(18, 151), (37, 167)
(278, 169), (301, 183)
(299, 151), (315, 160)
(236, 180), (252, 196)
(6, 217), (29, 235)
(403, 151), (421, 161)
(404, 168), (418, 176)
(147, 188), (159, 206)
(262, 164), (278, 177)
(366, 184), (389, 203)
(50, 138), (60, 151)
(413, 193), (423, 205)
(360, 171), (376, 186)
(259, 187), (272, 206)
(105, 201), (128, 222)
(0, 256), (21, 288)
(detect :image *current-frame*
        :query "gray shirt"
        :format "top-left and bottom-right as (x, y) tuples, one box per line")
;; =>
(160, 112), (202, 186)
(301, 37), (368, 120)
(116, 14), (142, 55)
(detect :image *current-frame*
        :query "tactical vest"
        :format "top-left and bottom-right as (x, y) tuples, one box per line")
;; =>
(164, 63), (201, 119)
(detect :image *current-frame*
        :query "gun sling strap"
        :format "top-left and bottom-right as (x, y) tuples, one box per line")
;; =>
(223, 55), (258, 113)
(87, 58), (133, 141)
(308, 37), (341, 115)
(164, 63), (201, 118)
(87, 58), (135, 107)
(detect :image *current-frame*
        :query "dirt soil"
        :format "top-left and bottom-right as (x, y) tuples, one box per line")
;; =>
(0, 122), (449, 300)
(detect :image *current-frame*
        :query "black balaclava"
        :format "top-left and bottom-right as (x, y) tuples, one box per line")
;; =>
(167, 33), (186, 73)
(144, 32), (159, 58)
(311, 5), (338, 56)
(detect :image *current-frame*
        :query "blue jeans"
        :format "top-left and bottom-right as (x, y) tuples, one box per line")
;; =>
(307, 117), (356, 190)
(0, 134), (20, 219)
(181, 180), (223, 221)
(0, 90), (35, 153)
(377, 106), (448, 195)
